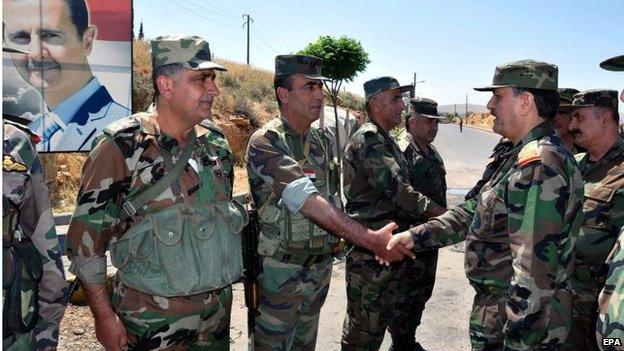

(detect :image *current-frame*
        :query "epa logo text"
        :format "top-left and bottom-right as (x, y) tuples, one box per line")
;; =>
(602, 338), (622, 347)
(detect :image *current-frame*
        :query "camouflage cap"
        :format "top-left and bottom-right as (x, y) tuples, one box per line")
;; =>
(275, 54), (326, 79)
(150, 35), (226, 71)
(410, 97), (445, 119)
(558, 88), (580, 104)
(2, 46), (28, 54)
(559, 89), (619, 112)
(364, 76), (413, 101)
(474, 59), (558, 92)
(600, 55), (624, 71)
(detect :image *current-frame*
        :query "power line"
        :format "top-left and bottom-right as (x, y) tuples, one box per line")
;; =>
(181, 0), (240, 22)
(251, 32), (272, 59)
(168, 0), (240, 29)
(253, 25), (277, 54)
(196, 0), (241, 21)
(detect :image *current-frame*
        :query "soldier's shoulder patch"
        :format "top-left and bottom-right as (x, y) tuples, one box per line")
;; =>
(199, 119), (225, 136)
(516, 140), (541, 168)
(3, 155), (27, 172)
(103, 115), (141, 137)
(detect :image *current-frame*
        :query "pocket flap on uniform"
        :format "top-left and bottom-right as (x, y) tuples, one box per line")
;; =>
(228, 201), (249, 234)
(586, 186), (616, 203)
(153, 209), (184, 246)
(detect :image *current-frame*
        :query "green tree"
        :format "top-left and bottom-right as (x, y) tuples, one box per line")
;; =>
(138, 21), (144, 40)
(299, 35), (370, 156)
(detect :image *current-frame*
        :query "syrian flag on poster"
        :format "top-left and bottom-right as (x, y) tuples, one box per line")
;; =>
(86, 0), (132, 108)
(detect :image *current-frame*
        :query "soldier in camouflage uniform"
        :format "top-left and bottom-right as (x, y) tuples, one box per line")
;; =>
(556, 90), (623, 351)
(389, 97), (448, 351)
(2, 47), (68, 351)
(596, 54), (624, 351)
(555, 88), (582, 153)
(246, 55), (410, 351)
(67, 35), (243, 350)
(465, 137), (514, 201)
(340, 77), (446, 351)
(387, 60), (584, 350)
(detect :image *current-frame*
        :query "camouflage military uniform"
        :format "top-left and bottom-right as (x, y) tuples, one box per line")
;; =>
(557, 90), (624, 351)
(563, 140), (624, 350)
(341, 115), (441, 351)
(597, 229), (624, 350)
(3, 120), (67, 350)
(596, 53), (624, 351)
(410, 121), (583, 350)
(466, 138), (514, 201)
(389, 132), (447, 350)
(67, 113), (237, 350)
(246, 115), (339, 350)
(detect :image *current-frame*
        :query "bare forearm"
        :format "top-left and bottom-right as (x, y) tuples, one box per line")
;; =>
(83, 282), (115, 319)
(300, 194), (379, 250)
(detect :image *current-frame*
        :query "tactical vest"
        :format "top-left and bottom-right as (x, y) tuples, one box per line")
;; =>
(102, 114), (247, 297)
(256, 119), (339, 256)
(3, 197), (42, 336)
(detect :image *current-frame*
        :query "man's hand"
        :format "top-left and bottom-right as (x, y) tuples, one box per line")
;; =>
(83, 282), (128, 351)
(94, 313), (128, 351)
(375, 229), (416, 265)
(369, 222), (415, 265)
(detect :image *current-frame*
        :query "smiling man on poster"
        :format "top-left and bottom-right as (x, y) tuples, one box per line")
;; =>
(3, 0), (131, 152)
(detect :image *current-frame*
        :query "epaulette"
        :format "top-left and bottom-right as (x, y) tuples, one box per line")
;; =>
(199, 118), (225, 136)
(102, 115), (142, 137)
(516, 140), (542, 168)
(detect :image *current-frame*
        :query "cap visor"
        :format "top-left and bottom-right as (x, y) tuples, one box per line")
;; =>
(473, 84), (513, 92)
(398, 84), (414, 94)
(304, 75), (331, 81)
(600, 55), (624, 71)
(420, 114), (446, 119)
(184, 61), (227, 71)
(558, 104), (594, 113)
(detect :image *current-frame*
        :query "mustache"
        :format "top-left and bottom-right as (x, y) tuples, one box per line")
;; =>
(26, 58), (59, 70)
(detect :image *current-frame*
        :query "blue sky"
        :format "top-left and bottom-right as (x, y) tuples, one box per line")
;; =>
(134, 0), (622, 107)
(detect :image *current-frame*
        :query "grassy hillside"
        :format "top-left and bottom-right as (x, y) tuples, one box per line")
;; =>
(44, 39), (365, 212)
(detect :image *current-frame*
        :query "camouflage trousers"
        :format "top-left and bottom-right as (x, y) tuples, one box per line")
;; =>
(111, 279), (233, 351)
(561, 285), (601, 351)
(341, 249), (404, 351)
(388, 250), (438, 351)
(253, 255), (332, 351)
(469, 289), (573, 351)
(3, 331), (35, 351)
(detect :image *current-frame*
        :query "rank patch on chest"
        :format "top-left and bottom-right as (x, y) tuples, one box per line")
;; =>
(3, 155), (27, 172)
(517, 142), (541, 168)
(303, 168), (317, 181)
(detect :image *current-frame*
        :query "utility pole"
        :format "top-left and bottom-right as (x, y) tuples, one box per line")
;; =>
(411, 73), (417, 98)
(243, 14), (252, 65)
(465, 94), (468, 117)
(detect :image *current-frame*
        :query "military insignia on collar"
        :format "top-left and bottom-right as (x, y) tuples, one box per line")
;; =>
(3, 155), (27, 172)
(516, 141), (541, 168)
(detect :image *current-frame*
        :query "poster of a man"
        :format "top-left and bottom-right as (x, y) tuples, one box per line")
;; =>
(3, 0), (132, 152)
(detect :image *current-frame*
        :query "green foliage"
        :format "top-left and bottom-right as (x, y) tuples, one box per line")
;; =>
(299, 35), (370, 82)
(337, 91), (365, 112)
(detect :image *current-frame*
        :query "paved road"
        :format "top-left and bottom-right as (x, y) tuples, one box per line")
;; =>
(433, 123), (501, 189)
